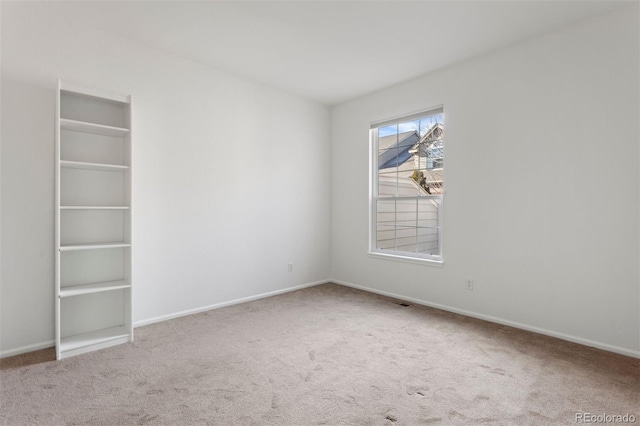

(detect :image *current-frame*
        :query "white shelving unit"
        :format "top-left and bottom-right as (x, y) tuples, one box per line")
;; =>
(55, 80), (133, 360)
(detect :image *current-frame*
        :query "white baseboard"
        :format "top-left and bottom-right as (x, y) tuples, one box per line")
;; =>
(134, 279), (329, 328)
(5, 279), (636, 360)
(1, 280), (329, 359)
(331, 279), (640, 359)
(0, 340), (55, 359)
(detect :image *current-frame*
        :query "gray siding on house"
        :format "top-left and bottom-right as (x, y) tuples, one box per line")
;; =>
(376, 176), (439, 255)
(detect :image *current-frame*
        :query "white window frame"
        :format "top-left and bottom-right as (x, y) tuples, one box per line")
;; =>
(368, 107), (444, 266)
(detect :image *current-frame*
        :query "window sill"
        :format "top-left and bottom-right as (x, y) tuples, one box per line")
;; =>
(368, 251), (444, 268)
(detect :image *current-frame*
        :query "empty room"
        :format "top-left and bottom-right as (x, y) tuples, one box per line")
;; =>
(1, 1), (638, 425)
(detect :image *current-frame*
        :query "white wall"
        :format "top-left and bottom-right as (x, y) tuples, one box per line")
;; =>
(331, 6), (639, 356)
(0, 2), (331, 356)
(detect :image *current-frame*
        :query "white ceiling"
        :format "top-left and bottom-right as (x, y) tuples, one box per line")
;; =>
(53, 1), (629, 105)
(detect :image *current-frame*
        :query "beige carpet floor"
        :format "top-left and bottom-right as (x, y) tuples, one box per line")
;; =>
(1, 283), (638, 425)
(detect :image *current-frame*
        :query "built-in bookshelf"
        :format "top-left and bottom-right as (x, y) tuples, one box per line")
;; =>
(55, 80), (133, 360)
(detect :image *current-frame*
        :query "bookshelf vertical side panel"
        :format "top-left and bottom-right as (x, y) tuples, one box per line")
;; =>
(55, 80), (62, 360)
(124, 100), (133, 338)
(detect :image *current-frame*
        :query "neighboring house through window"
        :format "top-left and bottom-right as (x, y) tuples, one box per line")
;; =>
(370, 108), (444, 262)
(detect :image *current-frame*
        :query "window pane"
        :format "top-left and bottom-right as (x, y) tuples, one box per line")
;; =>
(408, 169), (430, 196)
(378, 124), (398, 138)
(376, 200), (396, 250)
(395, 199), (418, 253)
(419, 114), (444, 138)
(397, 118), (421, 135)
(424, 169), (444, 195)
(377, 198), (441, 254)
(378, 131), (418, 169)
(378, 169), (399, 197)
(417, 198), (440, 255)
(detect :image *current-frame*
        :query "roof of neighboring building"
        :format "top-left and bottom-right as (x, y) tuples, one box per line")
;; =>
(423, 123), (443, 142)
(378, 131), (417, 151)
(378, 131), (420, 170)
(377, 124), (444, 191)
(409, 123), (444, 156)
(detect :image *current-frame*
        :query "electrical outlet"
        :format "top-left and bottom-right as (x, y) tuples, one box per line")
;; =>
(288, 262), (293, 272)
(466, 279), (474, 290)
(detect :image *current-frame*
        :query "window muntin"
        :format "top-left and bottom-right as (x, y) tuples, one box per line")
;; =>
(371, 109), (444, 261)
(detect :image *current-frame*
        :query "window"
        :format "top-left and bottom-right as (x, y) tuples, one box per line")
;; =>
(370, 108), (444, 262)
